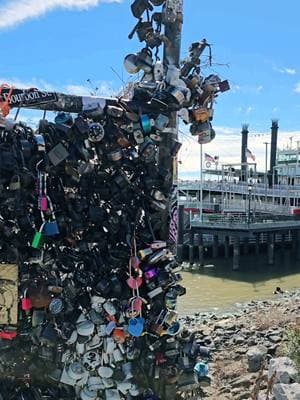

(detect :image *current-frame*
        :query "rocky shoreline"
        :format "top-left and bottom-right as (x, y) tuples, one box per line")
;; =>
(180, 289), (300, 399)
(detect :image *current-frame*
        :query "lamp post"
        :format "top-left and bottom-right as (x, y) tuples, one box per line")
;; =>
(247, 184), (253, 225)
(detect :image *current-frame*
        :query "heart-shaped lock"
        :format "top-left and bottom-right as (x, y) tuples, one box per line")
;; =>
(128, 317), (144, 337)
(126, 276), (143, 290)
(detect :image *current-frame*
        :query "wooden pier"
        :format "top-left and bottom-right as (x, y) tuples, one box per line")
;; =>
(177, 205), (300, 269)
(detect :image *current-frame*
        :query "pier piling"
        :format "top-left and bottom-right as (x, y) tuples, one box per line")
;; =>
(224, 236), (230, 258)
(297, 231), (300, 260)
(255, 234), (260, 255)
(243, 237), (249, 255)
(213, 235), (219, 258)
(267, 233), (275, 265)
(177, 205), (184, 263)
(233, 236), (240, 270)
(189, 231), (194, 265)
(197, 233), (204, 265)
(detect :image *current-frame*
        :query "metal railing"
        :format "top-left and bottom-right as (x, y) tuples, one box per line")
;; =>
(190, 213), (300, 229)
(178, 180), (300, 198)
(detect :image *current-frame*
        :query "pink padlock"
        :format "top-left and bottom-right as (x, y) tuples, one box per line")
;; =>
(126, 276), (143, 290)
(40, 196), (48, 211)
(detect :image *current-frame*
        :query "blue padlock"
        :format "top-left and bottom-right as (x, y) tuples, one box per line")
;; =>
(128, 317), (144, 337)
(44, 221), (60, 236)
(140, 115), (152, 134)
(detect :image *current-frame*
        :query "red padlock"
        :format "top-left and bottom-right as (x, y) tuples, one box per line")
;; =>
(0, 331), (17, 340)
(21, 290), (33, 312)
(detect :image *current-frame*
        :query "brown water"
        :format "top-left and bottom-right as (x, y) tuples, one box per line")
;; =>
(178, 250), (300, 315)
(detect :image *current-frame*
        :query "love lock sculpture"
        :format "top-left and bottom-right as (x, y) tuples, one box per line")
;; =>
(0, 1), (229, 399)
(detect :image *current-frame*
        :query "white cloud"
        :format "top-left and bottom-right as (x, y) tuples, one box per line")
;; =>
(294, 83), (300, 93)
(0, 77), (116, 97)
(246, 106), (254, 114)
(0, 0), (122, 29)
(178, 125), (300, 179)
(256, 85), (263, 93)
(274, 66), (296, 75)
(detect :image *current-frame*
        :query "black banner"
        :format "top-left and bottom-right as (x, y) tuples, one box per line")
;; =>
(1, 88), (58, 107)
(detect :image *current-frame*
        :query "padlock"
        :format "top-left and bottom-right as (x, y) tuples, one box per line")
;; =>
(193, 107), (210, 123)
(131, 0), (153, 19)
(48, 297), (64, 315)
(139, 137), (155, 160)
(88, 122), (105, 142)
(9, 175), (21, 191)
(44, 220), (60, 236)
(140, 115), (153, 134)
(150, 0), (165, 5)
(47, 142), (69, 166)
(34, 134), (46, 152)
(107, 106), (124, 118)
(124, 54), (140, 74)
(138, 247), (153, 260)
(133, 129), (144, 144)
(40, 196), (48, 211)
(154, 114), (169, 131)
(21, 289), (32, 312)
(31, 223), (45, 249)
(149, 133), (162, 142)
(136, 48), (153, 72)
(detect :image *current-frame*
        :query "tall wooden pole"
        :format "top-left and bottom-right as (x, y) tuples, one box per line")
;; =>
(159, 0), (183, 239)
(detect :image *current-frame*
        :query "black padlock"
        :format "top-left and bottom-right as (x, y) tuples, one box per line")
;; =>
(131, 0), (153, 19)
(47, 143), (69, 166)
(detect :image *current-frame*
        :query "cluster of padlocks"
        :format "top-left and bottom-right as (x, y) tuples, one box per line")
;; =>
(0, 1), (229, 399)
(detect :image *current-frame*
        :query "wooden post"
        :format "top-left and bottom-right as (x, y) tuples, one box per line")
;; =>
(176, 205), (184, 262)
(188, 230), (194, 265)
(224, 236), (230, 259)
(267, 232), (275, 265)
(233, 236), (240, 270)
(212, 235), (218, 258)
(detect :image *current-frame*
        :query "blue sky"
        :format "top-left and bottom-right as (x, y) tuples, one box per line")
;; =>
(0, 0), (300, 176)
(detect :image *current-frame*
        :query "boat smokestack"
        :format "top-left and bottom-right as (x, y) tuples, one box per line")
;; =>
(241, 124), (249, 181)
(270, 119), (279, 186)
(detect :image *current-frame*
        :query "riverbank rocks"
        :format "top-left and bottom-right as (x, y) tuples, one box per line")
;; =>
(247, 345), (268, 372)
(273, 383), (300, 400)
(269, 357), (298, 384)
(180, 290), (300, 399)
